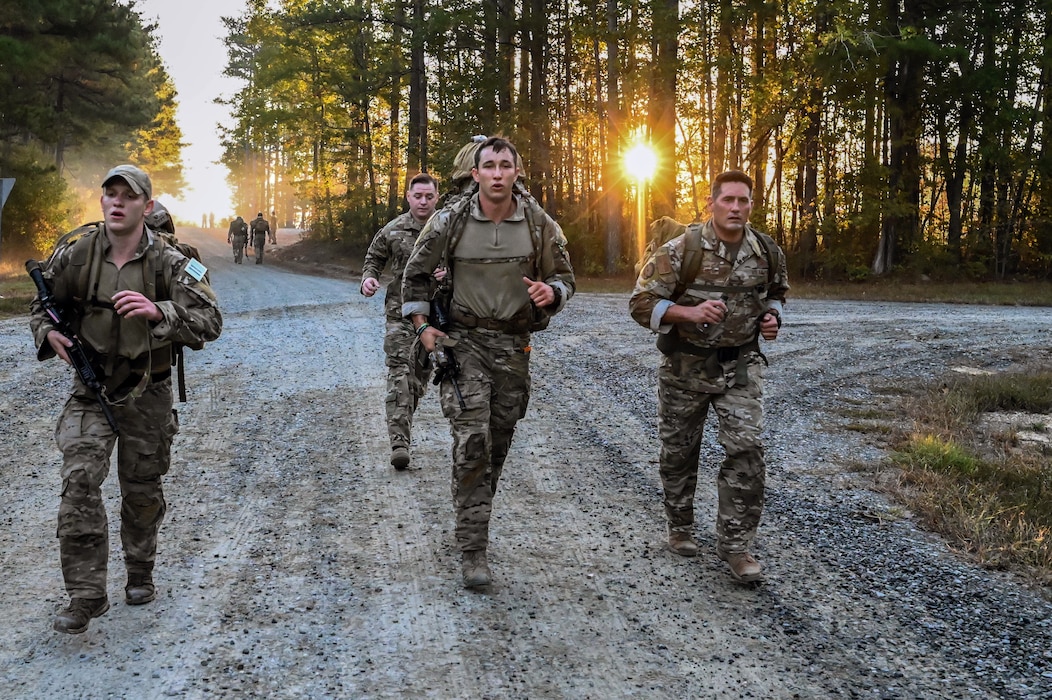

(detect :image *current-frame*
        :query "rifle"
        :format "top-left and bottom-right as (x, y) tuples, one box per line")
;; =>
(431, 339), (466, 411)
(26, 260), (119, 433)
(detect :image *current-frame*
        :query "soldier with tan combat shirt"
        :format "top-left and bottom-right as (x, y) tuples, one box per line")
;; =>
(361, 172), (440, 470)
(629, 170), (788, 584)
(401, 137), (575, 589)
(30, 164), (222, 633)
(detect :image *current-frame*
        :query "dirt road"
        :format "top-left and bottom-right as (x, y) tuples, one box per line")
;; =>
(2, 226), (1051, 699)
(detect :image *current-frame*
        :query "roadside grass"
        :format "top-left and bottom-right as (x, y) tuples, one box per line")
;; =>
(885, 368), (1052, 589)
(792, 279), (1052, 306)
(0, 260), (35, 318)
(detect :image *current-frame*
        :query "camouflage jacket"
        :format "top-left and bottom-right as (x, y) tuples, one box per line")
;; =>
(400, 193), (575, 326)
(361, 211), (427, 321)
(629, 220), (789, 350)
(30, 225), (223, 393)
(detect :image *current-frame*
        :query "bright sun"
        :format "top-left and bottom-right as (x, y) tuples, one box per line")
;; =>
(624, 143), (657, 181)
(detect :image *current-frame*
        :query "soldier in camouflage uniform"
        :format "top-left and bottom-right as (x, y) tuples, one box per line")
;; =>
(250, 212), (270, 264)
(361, 172), (440, 470)
(228, 216), (248, 263)
(629, 170), (788, 584)
(29, 164), (223, 633)
(402, 137), (575, 589)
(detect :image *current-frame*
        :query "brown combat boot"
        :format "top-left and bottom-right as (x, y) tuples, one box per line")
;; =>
(717, 549), (764, 583)
(461, 550), (491, 588)
(53, 596), (110, 634)
(667, 530), (699, 557)
(391, 447), (410, 471)
(126, 572), (157, 605)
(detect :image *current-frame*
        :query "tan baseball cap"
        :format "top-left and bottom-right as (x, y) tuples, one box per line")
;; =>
(102, 164), (153, 199)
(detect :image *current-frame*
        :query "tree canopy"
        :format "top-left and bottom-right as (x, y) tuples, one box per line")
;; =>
(0, 0), (184, 256)
(218, 0), (1052, 280)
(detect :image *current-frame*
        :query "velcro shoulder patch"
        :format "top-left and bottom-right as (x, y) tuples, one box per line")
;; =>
(655, 251), (673, 276)
(184, 258), (207, 282)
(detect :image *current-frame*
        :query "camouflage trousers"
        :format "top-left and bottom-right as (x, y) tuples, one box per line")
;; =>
(657, 354), (766, 553)
(231, 236), (246, 263)
(436, 328), (531, 552)
(383, 318), (432, 450)
(253, 238), (265, 263)
(55, 376), (179, 599)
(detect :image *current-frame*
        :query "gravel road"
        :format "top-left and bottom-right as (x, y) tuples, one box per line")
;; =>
(1, 226), (1051, 699)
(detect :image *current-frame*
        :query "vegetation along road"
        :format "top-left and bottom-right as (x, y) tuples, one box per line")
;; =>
(1, 227), (1051, 699)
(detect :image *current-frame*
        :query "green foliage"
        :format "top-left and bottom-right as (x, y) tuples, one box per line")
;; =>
(0, 0), (179, 241)
(893, 434), (983, 476)
(0, 146), (78, 258)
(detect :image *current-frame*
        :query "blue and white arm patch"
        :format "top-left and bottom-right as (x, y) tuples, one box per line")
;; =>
(184, 258), (208, 282)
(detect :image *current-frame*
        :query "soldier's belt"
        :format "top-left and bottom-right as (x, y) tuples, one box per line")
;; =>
(451, 306), (532, 335)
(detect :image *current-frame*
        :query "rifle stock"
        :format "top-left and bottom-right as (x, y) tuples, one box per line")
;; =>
(26, 260), (119, 434)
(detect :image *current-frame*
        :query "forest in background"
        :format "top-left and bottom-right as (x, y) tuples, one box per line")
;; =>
(220, 0), (1052, 280)
(3, 0), (1052, 281)
(0, 0), (184, 257)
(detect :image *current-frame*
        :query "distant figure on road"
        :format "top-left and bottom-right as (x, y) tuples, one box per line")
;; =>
(250, 212), (270, 264)
(209, 213), (215, 229)
(228, 215), (248, 264)
(269, 210), (277, 244)
(401, 137), (575, 589)
(629, 169), (789, 584)
(360, 172), (440, 471)
(28, 163), (222, 634)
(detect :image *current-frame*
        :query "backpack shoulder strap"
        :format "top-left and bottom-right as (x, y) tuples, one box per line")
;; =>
(61, 223), (103, 303)
(748, 226), (778, 286)
(674, 223), (705, 300)
(442, 194), (474, 264)
(521, 195), (548, 279)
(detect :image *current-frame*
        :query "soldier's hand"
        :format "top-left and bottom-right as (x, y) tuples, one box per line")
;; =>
(759, 311), (780, 340)
(418, 325), (445, 353)
(686, 298), (727, 326)
(523, 277), (555, 307)
(112, 290), (162, 322)
(361, 277), (381, 297)
(46, 330), (74, 366)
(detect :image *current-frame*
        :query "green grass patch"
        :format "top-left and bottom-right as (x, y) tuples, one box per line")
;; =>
(0, 267), (35, 319)
(887, 367), (1052, 588)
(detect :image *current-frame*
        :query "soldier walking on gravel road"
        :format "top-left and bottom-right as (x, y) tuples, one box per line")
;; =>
(401, 137), (575, 589)
(29, 164), (222, 634)
(629, 170), (789, 584)
(360, 172), (440, 470)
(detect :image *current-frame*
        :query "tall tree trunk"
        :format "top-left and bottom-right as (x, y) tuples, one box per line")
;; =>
(648, 0), (678, 219)
(712, 0), (733, 176)
(873, 0), (926, 274)
(527, 0), (552, 207)
(603, 0), (624, 273)
(408, 0), (428, 174)
(387, 0), (405, 216)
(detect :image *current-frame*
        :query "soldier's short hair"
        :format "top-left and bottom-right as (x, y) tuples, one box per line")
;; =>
(712, 170), (753, 198)
(408, 172), (438, 190)
(474, 136), (518, 171)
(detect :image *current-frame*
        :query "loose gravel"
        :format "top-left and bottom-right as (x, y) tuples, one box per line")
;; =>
(1, 228), (1050, 699)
